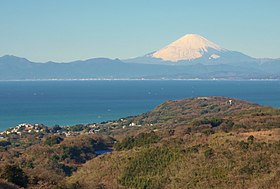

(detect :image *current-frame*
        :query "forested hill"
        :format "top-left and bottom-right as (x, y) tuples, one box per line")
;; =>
(1, 97), (280, 188)
(68, 97), (280, 189)
(103, 96), (280, 139)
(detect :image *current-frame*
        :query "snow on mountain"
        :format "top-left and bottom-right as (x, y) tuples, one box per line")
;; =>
(125, 34), (254, 64)
(151, 34), (227, 62)
(209, 54), (221, 59)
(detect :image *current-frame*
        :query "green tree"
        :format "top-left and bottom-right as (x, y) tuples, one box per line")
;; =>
(1, 165), (28, 188)
(45, 136), (64, 146)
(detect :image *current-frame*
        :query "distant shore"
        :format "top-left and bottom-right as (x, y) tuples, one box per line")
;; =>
(0, 78), (280, 82)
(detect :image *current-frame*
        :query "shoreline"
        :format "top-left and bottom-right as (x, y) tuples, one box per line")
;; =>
(0, 78), (280, 82)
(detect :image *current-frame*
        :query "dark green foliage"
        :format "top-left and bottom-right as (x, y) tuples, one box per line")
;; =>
(209, 104), (218, 110)
(240, 155), (270, 175)
(226, 120), (234, 128)
(114, 132), (160, 151)
(21, 161), (34, 169)
(199, 102), (208, 107)
(203, 129), (215, 136)
(192, 121), (201, 126)
(60, 164), (77, 176)
(114, 137), (135, 150)
(0, 181), (20, 189)
(200, 110), (209, 115)
(247, 135), (255, 144)
(68, 124), (85, 132)
(60, 144), (96, 163)
(240, 164), (254, 175)
(61, 146), (82, 160)
(184, 127), (192, 134)
(61, 146), (85, 163)
(1, 165), (28, 188)
(204, 148), (214, 158)
(208, 104), (221, 113)
(185, 145), (200, 154)
(93, 140), (107, 151)
(119, 147), (179, 189)
(0, 140), (11, 147)
(52, 125), (62, 133)
(193, 117), (223, 127)
(221, 120), (235, 132)
(46, 153), (77, 176)
(239, 141), (249, 150)
(239, 137), (256, 151)
(209, 118), (223, 127)
(168, 129), (175, 136)
(45, 136), (64, 146)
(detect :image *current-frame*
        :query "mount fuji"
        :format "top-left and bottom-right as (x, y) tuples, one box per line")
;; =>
(125, 34), (254, 65)
(152, 34), (226, 61)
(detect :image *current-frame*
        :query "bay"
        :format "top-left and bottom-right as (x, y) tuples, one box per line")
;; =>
(0, 80), (280, 131)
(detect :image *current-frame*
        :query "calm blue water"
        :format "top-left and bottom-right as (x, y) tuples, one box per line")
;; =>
(95, 149), (113, 155)
(0, 80), (280, 131)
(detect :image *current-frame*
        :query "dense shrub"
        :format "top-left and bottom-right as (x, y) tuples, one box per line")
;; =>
(1, 165), (28, 188)
(114, 132), (160, 151)
(45, 136), (64, 146)
(209, 118), (223, 127)
(247, 135), (255, 144)
(119, 147), (179, 188)
(60, 164), (77, 176)
(60, 146), (95, 163)
(199, 102), (208, 107)
(68, 124), (85, 132)
(185, 145), (200, 154)
(61, 146), (82, 160)
(221, 120), (235, 132)
(239, 141), (249, 150)
(204, 148), (214, 158)
(200, 110), (209, 115)
(203, 129), (215, 136)
(0, 179), (20, 189)
(240, 155), (270, 175)
(193, 117), (223, 127)
(0, 141), (11, 147)
(51, 125), (62, 133)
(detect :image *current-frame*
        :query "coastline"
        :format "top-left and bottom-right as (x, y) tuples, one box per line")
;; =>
(0, 78), (280, 82)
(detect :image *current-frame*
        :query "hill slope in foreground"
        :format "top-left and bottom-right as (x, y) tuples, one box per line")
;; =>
(1, 97), (280, 189)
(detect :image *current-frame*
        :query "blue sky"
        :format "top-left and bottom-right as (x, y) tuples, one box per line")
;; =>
(0, 0), (279, 62)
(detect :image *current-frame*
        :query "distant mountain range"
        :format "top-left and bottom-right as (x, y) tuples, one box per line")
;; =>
(0, 34), (280, 80)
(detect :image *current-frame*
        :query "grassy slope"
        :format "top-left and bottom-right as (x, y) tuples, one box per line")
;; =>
(68, 129), (280, 189)
(67, 97), (280, 189)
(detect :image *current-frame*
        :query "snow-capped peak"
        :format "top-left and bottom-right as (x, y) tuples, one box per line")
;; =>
(152, 34), (226, 62)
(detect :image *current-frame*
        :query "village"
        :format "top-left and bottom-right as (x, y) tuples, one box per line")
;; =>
(0, 117), (143, 140)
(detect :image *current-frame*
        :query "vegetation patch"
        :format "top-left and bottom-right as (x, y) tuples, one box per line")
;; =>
(193, 117), (223, 127)
(118, 146), (180, 189)
(114, 132), (161, 150)
(1, 165), (28, 188)
(45, 136), (64, 146)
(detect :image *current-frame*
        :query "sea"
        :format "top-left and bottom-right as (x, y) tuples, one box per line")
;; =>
(0, 80), (280, 131)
